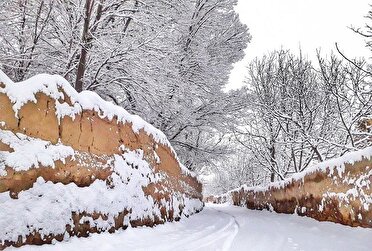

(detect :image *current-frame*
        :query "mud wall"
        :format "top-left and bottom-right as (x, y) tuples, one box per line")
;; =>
(212, 149), (372, 228)
(0, 74), (203, 249)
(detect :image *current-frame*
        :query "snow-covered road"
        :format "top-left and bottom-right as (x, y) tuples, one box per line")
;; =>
(13, 204), (372, 251)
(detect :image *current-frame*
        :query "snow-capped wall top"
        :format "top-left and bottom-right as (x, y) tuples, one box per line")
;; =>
(0, 70), (170, 149)
(0, 70), (198, 177)
(235, 146), (372, 193)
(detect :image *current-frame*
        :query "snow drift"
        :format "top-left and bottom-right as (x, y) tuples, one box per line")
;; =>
(211, 147), (372, 228)
(0, 71), (203, 249)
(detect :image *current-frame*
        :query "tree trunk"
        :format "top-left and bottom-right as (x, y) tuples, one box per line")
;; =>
(75, 0), (93, 92)
(270, 172), (275, 183)
(270, 143), (276, 182)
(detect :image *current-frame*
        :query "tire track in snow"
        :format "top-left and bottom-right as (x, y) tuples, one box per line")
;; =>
(211, 207), (240, 251)
(164, 207), (239, 251)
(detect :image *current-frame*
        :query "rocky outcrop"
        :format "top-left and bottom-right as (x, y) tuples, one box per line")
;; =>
(0, 72), (203, 249)
(213, 148), (372, 228)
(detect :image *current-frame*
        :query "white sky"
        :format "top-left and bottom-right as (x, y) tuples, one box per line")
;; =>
(228, 0), (371, 90)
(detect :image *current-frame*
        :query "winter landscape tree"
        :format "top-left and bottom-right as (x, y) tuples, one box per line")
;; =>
(226, 49), (372, 187)
(1, 1), (372, 249)
(0, 0), (250, 172)
(0, 0), (371, 194)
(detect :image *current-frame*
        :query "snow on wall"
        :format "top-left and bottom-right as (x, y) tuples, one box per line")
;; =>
(0, 70), (194, 177)
(0, 71), (203, 248)
(1, 73), (160, 137)
(0, 130), (74, 176)
(0, 136), (201, 243)
(239, 146), (372, 192)
(212, 147), (372, 228)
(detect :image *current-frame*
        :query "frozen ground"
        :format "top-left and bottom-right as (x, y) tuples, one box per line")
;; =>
(11, 203), (372, 251)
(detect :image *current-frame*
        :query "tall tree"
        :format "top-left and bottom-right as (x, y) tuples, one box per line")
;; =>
(235, 50), (342, 181)
(0, 0), (250, 171)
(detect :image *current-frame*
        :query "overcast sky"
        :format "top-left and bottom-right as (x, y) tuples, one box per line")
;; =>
(228, 0), (371, 90)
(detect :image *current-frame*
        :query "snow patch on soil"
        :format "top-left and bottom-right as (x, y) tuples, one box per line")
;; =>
(0, 130), (74, 176)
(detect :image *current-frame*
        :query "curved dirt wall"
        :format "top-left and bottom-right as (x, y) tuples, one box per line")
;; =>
(213, 148), (372, 228)
(0, 73), (203, 249)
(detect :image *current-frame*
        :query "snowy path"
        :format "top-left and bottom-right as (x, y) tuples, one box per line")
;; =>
(12, 204), (372, 251)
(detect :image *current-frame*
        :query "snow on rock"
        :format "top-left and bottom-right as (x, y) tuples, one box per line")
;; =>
(0, 71), (203, 249)
(212, 147), (372, 228)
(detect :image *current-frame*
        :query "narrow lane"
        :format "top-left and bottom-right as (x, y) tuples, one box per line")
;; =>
(12, 204), (372, 251)
(215, 204), (372, 251)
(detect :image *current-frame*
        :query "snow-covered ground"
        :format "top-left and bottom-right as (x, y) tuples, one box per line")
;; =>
(11, 204), (372, 251)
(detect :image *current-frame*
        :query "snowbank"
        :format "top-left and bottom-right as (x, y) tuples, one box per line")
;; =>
(213, 147), (372, 228)
(0, 71), (203, 249)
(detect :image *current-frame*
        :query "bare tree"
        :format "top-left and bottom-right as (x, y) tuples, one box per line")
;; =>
(0, 0), (54, 81)
(235, 50), (345, 182)
(318, 53), (372, 152)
